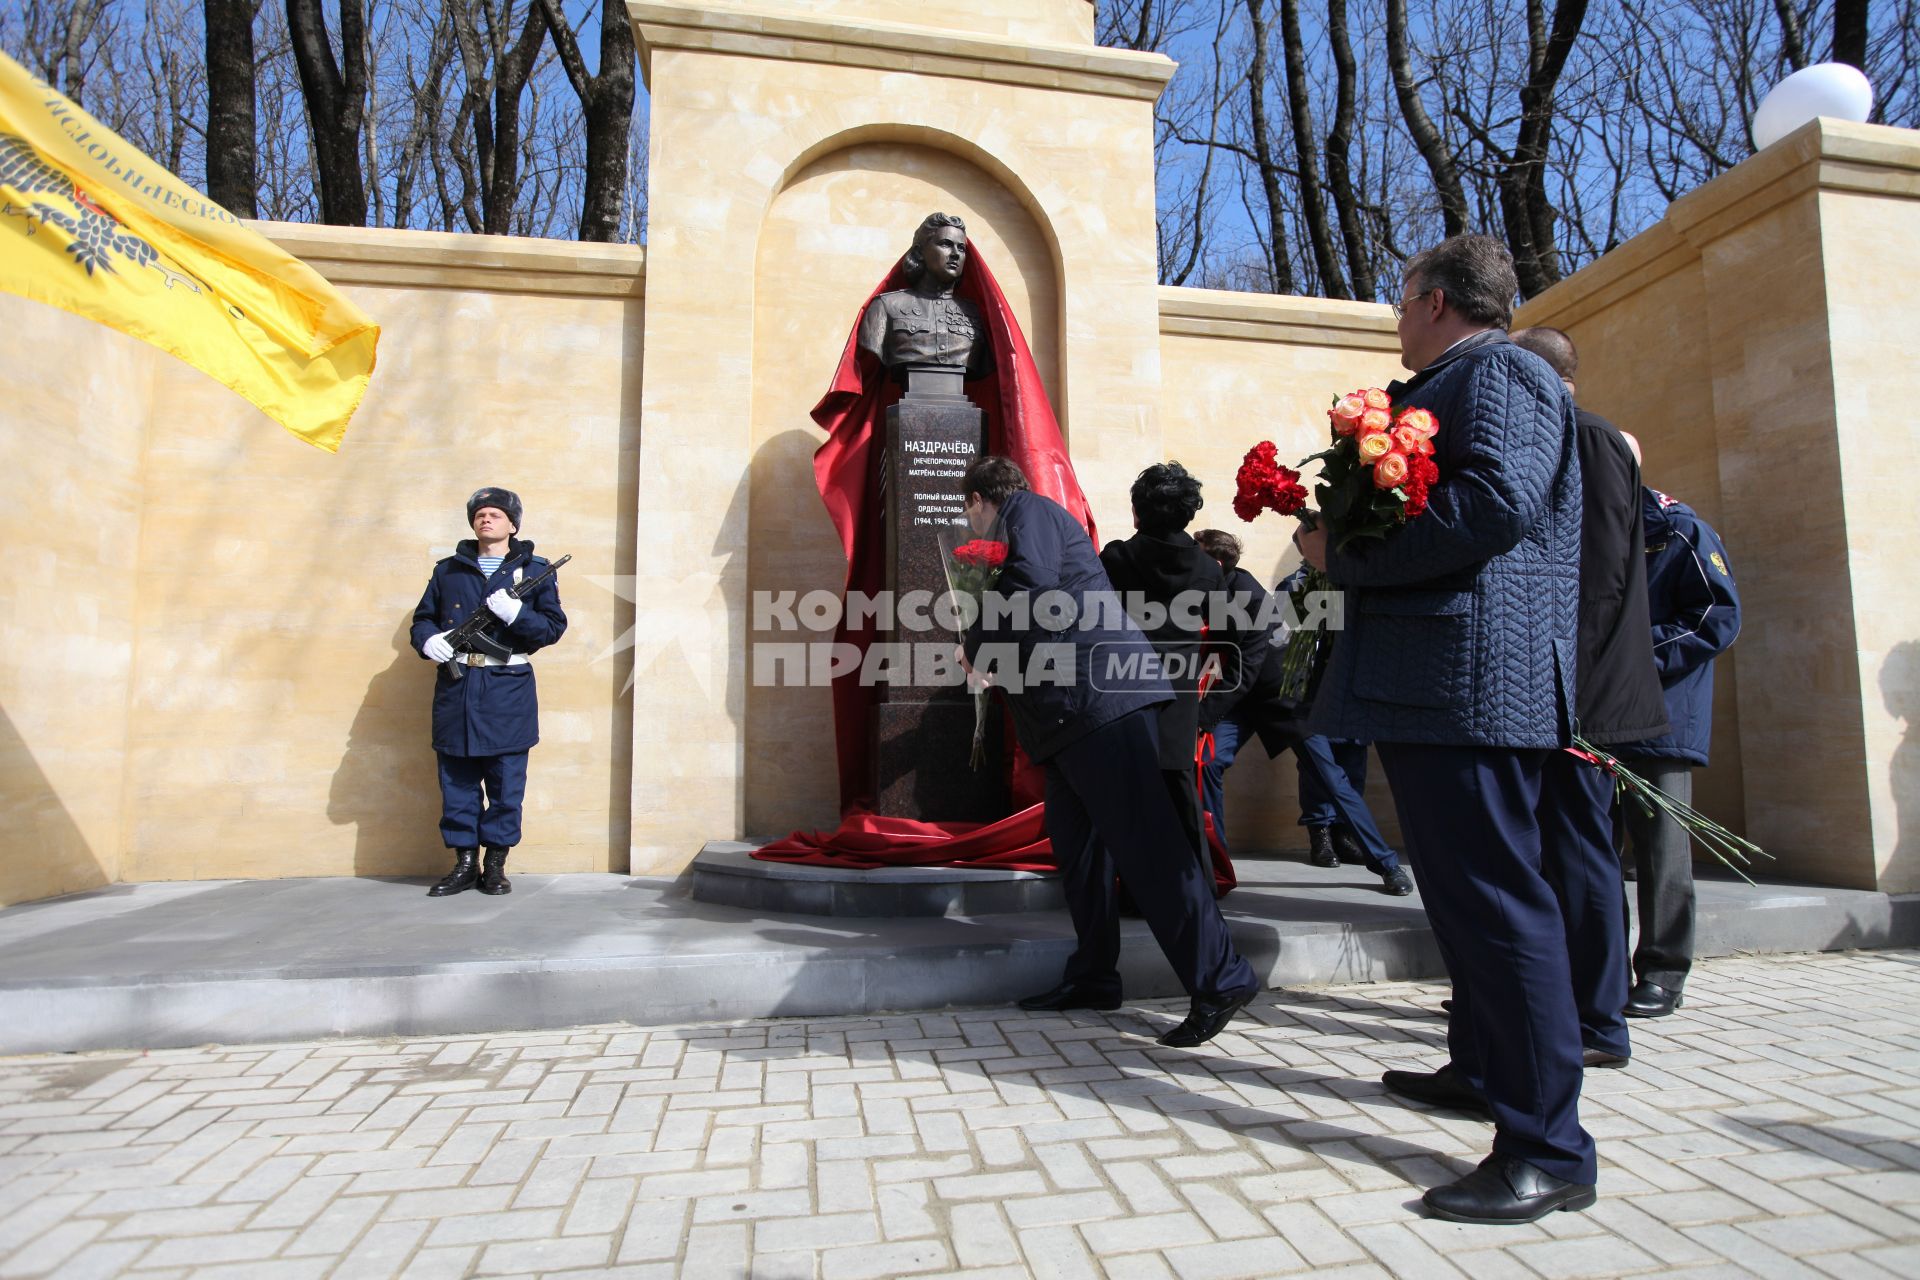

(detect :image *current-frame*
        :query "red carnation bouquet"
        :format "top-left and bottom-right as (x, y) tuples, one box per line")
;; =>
(937, 529), (1010, 769)
(1236, 386), (1443, 700)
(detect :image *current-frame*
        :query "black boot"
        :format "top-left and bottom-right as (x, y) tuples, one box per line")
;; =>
(428, 848), (479, 897)
(1307, 825), (1339, 867)
(478, 847), (512, 896)
(1332, 825), (1369, 865)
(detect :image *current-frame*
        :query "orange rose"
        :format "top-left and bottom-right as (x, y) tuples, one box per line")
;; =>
(1362, 387), (1392, 411)
(1392, 425), (1424, 455)
(1329, 394), (1368, 436)
(1397, 407), (1438, 437)
(1357, 431), (1393, 461)
(1373, 451), (1409, 488)
(1360, 406), (1392, 435)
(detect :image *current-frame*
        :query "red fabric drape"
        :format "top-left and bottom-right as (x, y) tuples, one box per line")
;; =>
(758, 246), (1234, 895)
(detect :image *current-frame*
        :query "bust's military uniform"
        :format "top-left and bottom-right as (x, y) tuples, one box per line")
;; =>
(858, 288), (995, 378)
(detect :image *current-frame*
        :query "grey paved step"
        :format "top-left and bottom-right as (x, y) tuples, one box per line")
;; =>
(689, 840), (1067, 916)
(0, 855), (1913, 1054)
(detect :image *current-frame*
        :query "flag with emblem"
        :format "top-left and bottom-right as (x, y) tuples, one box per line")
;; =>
(0, 50), (377, 451)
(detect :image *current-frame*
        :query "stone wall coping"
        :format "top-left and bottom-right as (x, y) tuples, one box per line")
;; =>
(1520, 118), (1920, 329)
(628, 0), (1176, 101)
(1158, 286), (1399, 352)
(253, 221), (647, 298)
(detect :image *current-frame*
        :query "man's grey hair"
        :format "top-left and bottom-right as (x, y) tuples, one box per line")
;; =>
(1404, 233), (1519, 330)
(903, 212), (967, 284)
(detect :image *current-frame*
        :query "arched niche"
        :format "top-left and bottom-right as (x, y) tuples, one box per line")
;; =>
(743, 139), (1063, 835)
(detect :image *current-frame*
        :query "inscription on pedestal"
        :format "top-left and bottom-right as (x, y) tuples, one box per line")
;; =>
(874, 376), (1007, 820)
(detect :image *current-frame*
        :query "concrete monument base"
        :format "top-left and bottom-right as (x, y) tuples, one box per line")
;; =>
(691, 840), (1061, 917)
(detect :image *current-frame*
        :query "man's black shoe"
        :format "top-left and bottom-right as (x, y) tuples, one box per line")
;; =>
(1624, 980), (1682, 1018)
(478, 846), (512, 895)
(1423, 1153), (1596, 1224)
(428, 847), (479, 897)
(1017, 981), (1121, 1013)
(1156, 988), (1256, 1047)
(1440, 998), (1453, 1014)
(1381, 868), (1415, 896)
(1582, 1047), (1630, 1069)
(1332, 826), (1369, 865)
(1307, 825), (1339, 868)
(1381, 1064), (1490, 1116)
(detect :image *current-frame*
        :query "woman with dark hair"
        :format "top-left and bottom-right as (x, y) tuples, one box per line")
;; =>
(1098, 463), (1238, 873)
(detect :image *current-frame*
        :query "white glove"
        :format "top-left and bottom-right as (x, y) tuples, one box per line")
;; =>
(422, 632), (456, 663)
(487, 590), (523, 625)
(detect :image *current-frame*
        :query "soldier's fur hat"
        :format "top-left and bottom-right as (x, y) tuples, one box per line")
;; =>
(466, 487), (522, 531)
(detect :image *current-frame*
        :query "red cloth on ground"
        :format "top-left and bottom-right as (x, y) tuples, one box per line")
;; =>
(758, 246), (1234, 894)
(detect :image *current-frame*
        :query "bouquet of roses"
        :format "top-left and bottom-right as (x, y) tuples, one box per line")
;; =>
(936, 528), (1009, 769)
(1236, 387), (1442, 701)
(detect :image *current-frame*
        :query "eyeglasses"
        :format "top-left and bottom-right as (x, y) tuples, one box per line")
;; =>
(1391, 289), (1434, 320)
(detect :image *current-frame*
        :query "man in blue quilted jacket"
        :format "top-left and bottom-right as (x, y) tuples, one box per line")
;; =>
(1295, 235), (1592, 1225)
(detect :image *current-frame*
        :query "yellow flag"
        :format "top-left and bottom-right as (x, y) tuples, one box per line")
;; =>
(0, 51), (377, 451)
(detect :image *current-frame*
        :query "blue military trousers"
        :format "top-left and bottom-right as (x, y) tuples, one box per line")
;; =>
(436, 751), (528, 850)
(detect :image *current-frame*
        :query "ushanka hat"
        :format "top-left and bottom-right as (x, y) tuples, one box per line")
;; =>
(466, 487), (523, 531)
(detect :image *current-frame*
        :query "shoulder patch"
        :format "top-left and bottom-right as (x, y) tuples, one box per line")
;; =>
(1654, 490), (1678, 508)
(1709, 551), (1729, 577)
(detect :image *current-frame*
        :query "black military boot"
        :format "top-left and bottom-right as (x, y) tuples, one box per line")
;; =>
(478, 846), (512, 896)
(428, 848), (479, 897)
(1307, 825), (1339, 867)
(1332, 825), (1370, 865)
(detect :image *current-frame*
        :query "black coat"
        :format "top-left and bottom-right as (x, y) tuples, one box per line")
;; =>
(1215, 567), (1306, 757)
(1573, 408), (1670, 745)
(1100, 529), (1235, 770)
(963, 490), (1169, 762)
(410, 538), (568, 757)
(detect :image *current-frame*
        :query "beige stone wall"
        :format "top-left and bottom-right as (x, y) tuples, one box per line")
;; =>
(1155, 290), (1407, 849)
(0, 295), (149, 908)
(685, 0), (1095, 45)
(1519, 119), (1920, 892)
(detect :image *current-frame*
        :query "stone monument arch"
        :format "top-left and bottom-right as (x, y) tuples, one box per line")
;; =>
(629, 0), (1174, 869)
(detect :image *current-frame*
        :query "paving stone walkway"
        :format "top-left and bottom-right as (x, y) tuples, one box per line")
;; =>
(2, 949), (1918, 1280)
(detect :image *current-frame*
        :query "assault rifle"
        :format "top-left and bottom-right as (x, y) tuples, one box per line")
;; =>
(441, 553), (571, 681)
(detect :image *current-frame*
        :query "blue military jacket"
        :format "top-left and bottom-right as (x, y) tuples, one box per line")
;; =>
(1309, 331), (1582, 749)
(1617, 489), (1741, 765)
(409, 538), (568, 757)
(963, 490), (1170, 763)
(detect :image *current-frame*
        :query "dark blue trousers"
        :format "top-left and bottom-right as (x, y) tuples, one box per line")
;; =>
(1295, 736), (1399, 874)
(1376, 741), (1596, 1185)
(1539, 751), (1632, 1058)
(1047, 707), (1256, 1003)
(437, 751), (528, 849)
(1199, 721), (1399, 874)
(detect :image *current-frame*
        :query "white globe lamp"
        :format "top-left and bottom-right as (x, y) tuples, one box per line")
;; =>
(1752, 63), (1875, 150)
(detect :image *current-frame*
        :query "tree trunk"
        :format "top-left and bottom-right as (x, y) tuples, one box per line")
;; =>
(1386, 0), (1468, 238)
(536, 0), (636, 242)
(1276, 0), (1344, 296)
(1832, 0), (1869, 70)
(204, 0), (261, 218)
(1772, 0), (1809, 69)
(1242, 0), (1296, 295)
(284, 0), (368, 226)
(1322, 0), (1373, 301)
(1500, 0), (1589, 298)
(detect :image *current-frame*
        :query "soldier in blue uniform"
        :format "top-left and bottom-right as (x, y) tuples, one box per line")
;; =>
(410, 488), (568, 897)
(1613, 472), (1741, 1017)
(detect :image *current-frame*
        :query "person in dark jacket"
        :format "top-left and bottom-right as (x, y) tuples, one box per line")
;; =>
(1296, 235), (1593, 1224)
(1511, 327), (1670, 1070)
(960, 456), (1257, 1048)
(1612, 466), (1742, 1018)
(1099, 464), (1235, 875)
(410, 488), (568, 897)
(1193, 535), (1411, 896)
